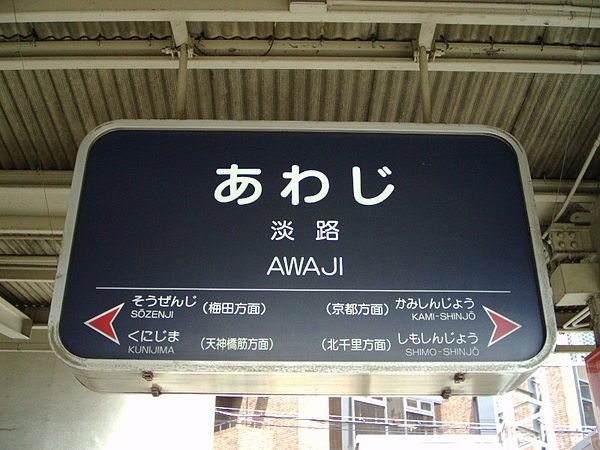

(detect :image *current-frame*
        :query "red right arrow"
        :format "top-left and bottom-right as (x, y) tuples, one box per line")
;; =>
(84, 303), (124, 345)
(483, 306), (522, 347)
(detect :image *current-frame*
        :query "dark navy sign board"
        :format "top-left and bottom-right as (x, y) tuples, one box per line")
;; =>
(58, 128), (545, 363)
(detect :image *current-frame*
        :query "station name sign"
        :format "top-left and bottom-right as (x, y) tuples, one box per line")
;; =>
(49, 121), (555, 395)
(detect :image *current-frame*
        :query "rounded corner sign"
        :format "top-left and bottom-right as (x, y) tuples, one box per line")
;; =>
(53, 123), (551, 367)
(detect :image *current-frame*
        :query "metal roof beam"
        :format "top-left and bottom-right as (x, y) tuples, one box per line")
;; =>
(531, 179), (600, 203)
(0, 169), (69, 236)
(170, 21), (190, 47)
(554, 344), (596, 353)
(0, 39), (598, 74)
(0, 171), (69, 237)
(0, 256), (59, 266)
(1, 0), (598, 27)
(1, 57), (597, 75)
(0, 170), (73, 185)
(0, 294), (33, 339)
(0, 216), (65, 237)
(418, 23), (437, 52)
(0, 328), (52, 351)
(0, 266), (57, 282)
(4, 40), (598, 60)
(0, 256), (58, 283)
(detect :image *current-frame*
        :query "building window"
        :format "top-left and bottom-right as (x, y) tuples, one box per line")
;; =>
(214, 396), (270, 432)
(353, 397), (386, 435)
(404, 397), (436, 435)
(214, 396), (243, 432)
(574, 367), (597, 430)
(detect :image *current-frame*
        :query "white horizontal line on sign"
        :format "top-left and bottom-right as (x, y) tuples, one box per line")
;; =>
(96, 287), (511, 294)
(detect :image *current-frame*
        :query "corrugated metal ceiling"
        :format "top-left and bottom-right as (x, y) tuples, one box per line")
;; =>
(0, 240), (58, 308)
(0, 69), (598, 179)
(0, 281), (53, 308)
(438, 24), (600, 45)
(0, 17), (598, 310)
(0, 21), (420, 41)
(1, 21), (599, 45)
(0, 239), (61, 256)
(0, 21), (172, 40)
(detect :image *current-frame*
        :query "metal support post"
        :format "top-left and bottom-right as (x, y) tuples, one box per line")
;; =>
(418, 46), (432, 123)
(175, 43), (189, 119)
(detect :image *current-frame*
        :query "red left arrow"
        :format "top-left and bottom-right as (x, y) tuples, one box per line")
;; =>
(84, 303), (124, 345)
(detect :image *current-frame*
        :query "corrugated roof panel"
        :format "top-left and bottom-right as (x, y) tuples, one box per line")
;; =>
(437, 24), (600, 46)
(544, 27), (600, 46)
(2, 20), (596, 46)
(0, 69), (598, 179)
(430, 72), (534, 131)
(0, 22), (172, 40)
(0, 69), (178, 169)
(187, 22), (418, 40)
(512, 74), (600, 179)
(189, 22), (600, 45)
(197, 69), (421, 122)
(0, 281), (53, 307)
(437, 24), (545, 43)
(0, 239), (61, 256)
(189, 22), (275, 39)
(0, 71), (66, 169)
(368, 71), (421, 122)
(375, 23), (421, 41)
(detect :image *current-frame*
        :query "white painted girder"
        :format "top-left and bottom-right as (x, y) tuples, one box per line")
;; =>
(0, 171), (69, 238)
(0, 256), (58, 283)
(0, 216), (65, 237)
(4, 40), (598, 60)
(418, 23), (437, 52)
(0, 295), (32, 339)
(170, 21), (190, 47)
(1, 40), (598, 74)
(0, 267), (57, 282)
(2, 56), (599, 74)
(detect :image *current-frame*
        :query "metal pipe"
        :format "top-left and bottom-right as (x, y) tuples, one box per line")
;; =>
(418, 46), (432, 123)
(2, 57), (600, 74)
(175, 44), (189, 119)
(542, 132), (600, 239)
(562, 306), (590, 330)
(2, 39), (600, 62)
